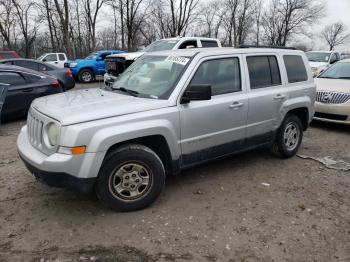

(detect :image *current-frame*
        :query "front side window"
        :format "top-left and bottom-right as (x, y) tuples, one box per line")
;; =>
(306, 52), (331, 63)
(143, 40), (179, 52)
(319, 62), (350, 80)
(283, 55), (308, 83)
(44, 54), (57, 62)
(201, 40), (219, 48)
(247, 56), (281, 89)
(111, 55), (189, 99)
(0, 72), (26, 86)
(15, 60), (39, 71)
(190, 58), (241, 96)
(85, 52), (98, 60)
(59, 54), (65, 61)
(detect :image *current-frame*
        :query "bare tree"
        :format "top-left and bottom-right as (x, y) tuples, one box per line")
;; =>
(198, 0), (224, 38)
(322, 22), (350, 51)
(262, 0), (324, 46)
(83, 0), (105, 51)
(0, 0), (15, 49)
(52, 0), (71, 56)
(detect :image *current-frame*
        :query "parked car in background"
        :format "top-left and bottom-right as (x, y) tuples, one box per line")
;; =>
(17, 47), (315, 211)
(306, 51), (341, 77)
(0, 65), (63, 121)
(0, 84), (8, 124)
(340, 53), (350, 60)
(65, 50), (125, 83)
(37, 53), (68, 68)
(104, 37), (222, 87)
(0, 51), (21, 60)
(0, 59), (75, 91)
(314, 59), (350, 125)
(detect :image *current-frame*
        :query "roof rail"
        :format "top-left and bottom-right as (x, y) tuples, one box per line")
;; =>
(236, 45), (297, 50)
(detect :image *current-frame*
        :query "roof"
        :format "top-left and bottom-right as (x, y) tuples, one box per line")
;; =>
(142, 47), (305, 58)
(95, 50), (124, 53)
(0, 64), (49, 77)
(161, 36), (220, 41)
(307, 50), (336, 53)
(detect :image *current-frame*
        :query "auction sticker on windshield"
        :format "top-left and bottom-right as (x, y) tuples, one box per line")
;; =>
(165, 56), (190, 65)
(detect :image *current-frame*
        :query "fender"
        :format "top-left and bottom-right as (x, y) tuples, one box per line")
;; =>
(277, 95), (313, 126)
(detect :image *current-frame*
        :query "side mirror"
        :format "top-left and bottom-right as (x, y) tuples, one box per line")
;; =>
(42, 59), (46, 62)
(181, 84), (211, 104)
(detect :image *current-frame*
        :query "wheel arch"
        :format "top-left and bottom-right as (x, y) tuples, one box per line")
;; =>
(286, 107), (309, 131)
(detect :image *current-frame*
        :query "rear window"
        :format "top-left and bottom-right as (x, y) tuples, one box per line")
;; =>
(201, 40), (219, 48)
(15, 60), (39, 71)
(23, 73), (41, 83)
(0, 72), (26, 85)
(247, 56), (281, 89)
(283, 55), (308, 83)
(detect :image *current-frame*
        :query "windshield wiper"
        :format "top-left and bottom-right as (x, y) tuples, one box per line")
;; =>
(112, 87), (139, 97)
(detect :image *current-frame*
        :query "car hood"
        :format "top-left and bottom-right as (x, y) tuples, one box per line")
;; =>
(315, 78), (350, 93)
(31, 88), (170, 126)
(309, 62), (328, 68)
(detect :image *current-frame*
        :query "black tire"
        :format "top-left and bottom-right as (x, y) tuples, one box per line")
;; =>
(78, 69), (94, 83)
(271, 114), (303, 158)
(96, 144), (165, 212)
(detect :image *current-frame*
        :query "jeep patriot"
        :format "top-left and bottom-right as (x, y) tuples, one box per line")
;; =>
(17, 47), (316, 211)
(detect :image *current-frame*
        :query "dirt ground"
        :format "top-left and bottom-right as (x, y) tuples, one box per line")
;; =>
(0, 82), (349, 262)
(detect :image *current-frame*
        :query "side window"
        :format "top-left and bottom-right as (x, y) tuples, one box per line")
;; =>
(201, 40), (219, 48)
(58, 54), (65, 61)
(179, 40), (198, 49)
(14, 60), (39, 71)
(1, 53), (17, 59)
(44, 54), (57, 62)
(22, 73), (41, 83)
(283, 55), (308, 83)
(190, 58), (241, 96)
(0, 72), (26, 86)
(246, 56), (281, 89)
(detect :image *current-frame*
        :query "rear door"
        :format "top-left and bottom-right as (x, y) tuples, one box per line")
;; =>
(179, 55), (248, 165)
(244, 54), (287, 145)
(0, 71), (37, 118)
(57, 53), (67, 68)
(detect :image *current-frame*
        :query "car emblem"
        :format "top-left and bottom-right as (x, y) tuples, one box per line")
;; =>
(322, 92), (333, 103)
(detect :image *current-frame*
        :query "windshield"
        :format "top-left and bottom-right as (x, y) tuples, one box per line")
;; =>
(306, 52), (331, 63)
(143, 40), (179, 52)
(85, 52), (98, 60)
(319, 62), (350, 79)
(111, 55), (190, 99)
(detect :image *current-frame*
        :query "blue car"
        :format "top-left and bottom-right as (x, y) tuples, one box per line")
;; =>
(65, 50), (125, 83)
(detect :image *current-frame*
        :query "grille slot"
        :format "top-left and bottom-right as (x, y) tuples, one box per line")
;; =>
(316, 91), (350, 104)
(27, 111), (44, 148)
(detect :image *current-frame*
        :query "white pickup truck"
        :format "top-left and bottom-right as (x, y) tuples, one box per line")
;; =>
(37, 53), (68, 68)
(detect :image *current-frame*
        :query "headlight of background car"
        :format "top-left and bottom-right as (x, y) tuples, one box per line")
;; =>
(46, 122), (59, 147)
(70, 62), (78, 68)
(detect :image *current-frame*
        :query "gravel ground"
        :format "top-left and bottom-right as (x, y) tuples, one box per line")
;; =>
(0, 82), (349, 262)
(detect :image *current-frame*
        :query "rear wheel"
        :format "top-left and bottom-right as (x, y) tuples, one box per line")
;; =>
(78, 69), (94, 83)
(96, 144), (165, 212)
(271, 114), (303, 158)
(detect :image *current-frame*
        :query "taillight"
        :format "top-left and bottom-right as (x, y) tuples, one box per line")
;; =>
(64, 69), (73, 78)
(51, 80), (60, 88)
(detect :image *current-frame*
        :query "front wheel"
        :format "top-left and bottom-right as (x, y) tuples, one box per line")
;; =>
(96, 144), (166, 212)
(271, 114), (303, 158)
(78, 69), (94, 83)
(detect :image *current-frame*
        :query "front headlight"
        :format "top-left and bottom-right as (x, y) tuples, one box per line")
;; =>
(46, 122), (59, 147)
(70, 62), (78, 68)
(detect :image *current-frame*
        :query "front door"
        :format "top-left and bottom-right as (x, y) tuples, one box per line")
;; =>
(179, 56), (248, 166)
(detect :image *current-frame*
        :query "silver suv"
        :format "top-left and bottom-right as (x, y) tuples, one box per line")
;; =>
(17, 47), (316, 211)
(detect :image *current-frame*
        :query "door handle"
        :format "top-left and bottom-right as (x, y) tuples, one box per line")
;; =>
(22, 88), (33, 92)
(274, 94), (286, 101)
(229, 101), (244, 109)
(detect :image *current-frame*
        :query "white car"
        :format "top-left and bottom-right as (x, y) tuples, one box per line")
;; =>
(37, 53), (68, 68)
(104, 37), (222, 86)
(306, 51), (341, 77)
(314, 59), (350, 124)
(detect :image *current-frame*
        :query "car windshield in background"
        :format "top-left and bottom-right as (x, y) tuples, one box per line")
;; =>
(319, 62), (350, 79)
(143, 40), (179, 52)
(306, 52), (330, 62)
(111, 55), (189, 99)
(85, 53), (98, 60)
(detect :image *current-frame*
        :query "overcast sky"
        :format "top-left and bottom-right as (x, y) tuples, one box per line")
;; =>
(313, 0), (350, 51)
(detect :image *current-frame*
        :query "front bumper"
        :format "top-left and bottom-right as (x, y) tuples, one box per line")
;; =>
(17, 126), (105, 193)
(314, 102), (350, 125)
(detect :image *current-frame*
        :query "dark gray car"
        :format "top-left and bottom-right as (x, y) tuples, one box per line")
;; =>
(0, 83), (8, 124)
(0, 59), (75, 91)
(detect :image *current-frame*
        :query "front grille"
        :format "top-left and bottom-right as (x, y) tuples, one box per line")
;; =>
(316, 91), (350, 104)
(314, 112), (348, 121)
(27, 110), (44, 148)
